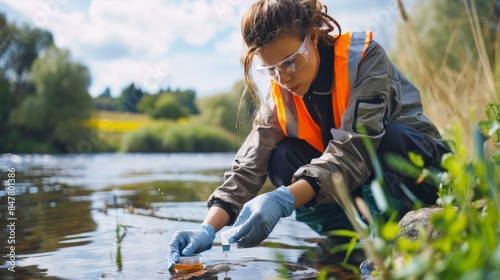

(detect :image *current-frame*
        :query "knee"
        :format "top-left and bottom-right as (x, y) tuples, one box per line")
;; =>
(378, 122), (444, 171)
(269, 138), (297, 164)
(377, 122), (436, 172)
(269, 138), (320, 166)
(379, 123), (412, 154)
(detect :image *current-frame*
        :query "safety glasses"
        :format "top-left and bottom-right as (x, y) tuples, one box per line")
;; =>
(255, 33), (311, 80)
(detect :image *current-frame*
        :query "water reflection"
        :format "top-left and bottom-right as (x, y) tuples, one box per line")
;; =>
(0, 153), (359, 279)
(2, 183), (96, 254)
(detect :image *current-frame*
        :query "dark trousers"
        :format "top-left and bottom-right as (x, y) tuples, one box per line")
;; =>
(267, 122), (451, 233)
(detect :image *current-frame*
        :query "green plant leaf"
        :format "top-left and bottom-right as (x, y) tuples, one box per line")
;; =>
(330, 242), (354, 255)
(409, 151), (425, 168)
(343, 237), (360, 263)
(327, 229), (359, 238)
(441, 153), (459, 174)
(447, 214), (467, 235)
(397, 238), (423, 254)
(381, 221), (399, 240)
(371, 179), (388, 213)
(492, 152), (500, 164)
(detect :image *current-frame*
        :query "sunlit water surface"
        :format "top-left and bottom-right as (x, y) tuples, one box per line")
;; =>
(0, 153), (359, 279)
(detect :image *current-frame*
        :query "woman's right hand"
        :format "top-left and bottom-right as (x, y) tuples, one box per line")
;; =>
(168, 223), (215, 270)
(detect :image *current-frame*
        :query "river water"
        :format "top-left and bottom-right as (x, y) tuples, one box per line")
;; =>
(0, 153), (360, 279)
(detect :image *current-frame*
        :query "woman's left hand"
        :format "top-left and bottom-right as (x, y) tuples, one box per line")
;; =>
(229, 186), (295, 247)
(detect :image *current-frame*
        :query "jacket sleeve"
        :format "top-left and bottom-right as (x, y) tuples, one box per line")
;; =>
(207, 93), (285, 219)
(293, 40), (404, 205)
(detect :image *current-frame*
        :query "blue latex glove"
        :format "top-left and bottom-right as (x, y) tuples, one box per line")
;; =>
(168, 223), (215, 270)
(229, 186), (295, 248)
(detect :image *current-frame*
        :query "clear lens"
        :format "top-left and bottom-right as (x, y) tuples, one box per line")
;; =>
(255, 34), (310, 79)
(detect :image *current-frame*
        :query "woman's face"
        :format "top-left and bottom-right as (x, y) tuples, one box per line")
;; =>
(256, 33), (319, 97)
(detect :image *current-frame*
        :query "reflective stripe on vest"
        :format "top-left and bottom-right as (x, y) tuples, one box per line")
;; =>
(271, 31), (372, 152)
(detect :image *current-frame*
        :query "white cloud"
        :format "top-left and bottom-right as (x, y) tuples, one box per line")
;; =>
(215, 30), (244, 57)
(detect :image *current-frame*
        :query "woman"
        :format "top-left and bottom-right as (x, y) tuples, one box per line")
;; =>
(168, 0), (450, 269)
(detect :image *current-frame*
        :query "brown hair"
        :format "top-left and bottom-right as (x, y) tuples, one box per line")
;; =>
(240, 0), (341, 111)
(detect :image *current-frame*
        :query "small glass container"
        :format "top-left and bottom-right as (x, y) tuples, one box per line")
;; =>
(221, 226), (241, 252)
(174, 254), (203, 271)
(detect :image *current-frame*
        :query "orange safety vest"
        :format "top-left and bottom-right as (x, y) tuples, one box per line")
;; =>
(271, 31), (372, 152)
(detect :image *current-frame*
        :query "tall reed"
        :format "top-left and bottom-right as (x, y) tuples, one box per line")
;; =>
(392, 0), (499, 152)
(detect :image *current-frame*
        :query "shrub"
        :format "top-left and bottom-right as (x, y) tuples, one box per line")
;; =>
(152, 94), (189, 120)
(120, 122), (237, 153)
(160, 123), (238, 152)
(120, 125), (165, 153)
(197, 81), (254, 139)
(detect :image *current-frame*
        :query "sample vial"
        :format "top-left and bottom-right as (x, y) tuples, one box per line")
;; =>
(174, 254), (203, 271)
(220, 226), (241, 252)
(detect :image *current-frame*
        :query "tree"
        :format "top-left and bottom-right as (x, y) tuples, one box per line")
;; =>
(0, 76), (10, 122)
(151, 94), (188, 120)
(198, 81), (255, 137)
(137, 89), (198, 120)
(136, 93), (157, 114)
(9, 46), (93, 150)
(174, 89), (199, 114)
(94, 87), (117, 111)
(98, 87), (111, 98)
(118, 83), (144, 112)
(0, 13), (54, 123)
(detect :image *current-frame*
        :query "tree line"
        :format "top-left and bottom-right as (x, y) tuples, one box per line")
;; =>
(0, 13), (224, 153)
(94, 85), (199, 120)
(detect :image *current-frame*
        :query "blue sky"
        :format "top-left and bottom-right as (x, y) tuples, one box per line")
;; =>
(0, 0), (414, 98)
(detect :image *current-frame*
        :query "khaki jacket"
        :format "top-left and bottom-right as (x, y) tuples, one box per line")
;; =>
(208, 34), (442, 218)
